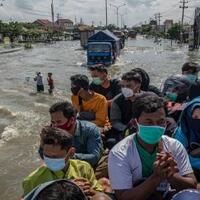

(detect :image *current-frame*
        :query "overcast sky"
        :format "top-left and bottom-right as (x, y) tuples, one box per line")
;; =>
(0, 0), (198, 26)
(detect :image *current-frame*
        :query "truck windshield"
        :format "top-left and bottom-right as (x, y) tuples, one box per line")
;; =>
(88, 44), (110, 52)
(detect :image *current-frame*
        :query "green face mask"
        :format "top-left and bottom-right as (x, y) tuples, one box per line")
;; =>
(166, 92), (177, 102)
(186, 74), (197, 84)
(138, 124), (165, 144)
(92, 77), (103, 85)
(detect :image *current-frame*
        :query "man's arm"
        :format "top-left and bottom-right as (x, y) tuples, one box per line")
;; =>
(74, 127), (103, 166)
(168, 173), (197, 191)
(92, 97), (108, 127)
(110, 101), (126, 131)
(115, 175), (161, 200)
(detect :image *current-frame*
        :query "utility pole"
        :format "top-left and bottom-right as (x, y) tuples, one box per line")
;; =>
(110, 3), (126, 28)
(180, 0), (188, 43)
(155, 14), (158, 33)
(155, 13), (162, 32)
(51, 0), (55, 30)
(157, 13), (162, 32)
(75, 16), (77, 25)
(57, 13), (60, 24)
(105, 0), (108, 28)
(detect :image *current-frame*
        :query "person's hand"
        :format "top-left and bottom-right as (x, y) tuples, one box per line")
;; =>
(73, 178), (95, 197)
(155, 152), (179, 179)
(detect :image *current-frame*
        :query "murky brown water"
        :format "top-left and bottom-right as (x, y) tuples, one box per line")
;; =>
(0, 36), (200, 199)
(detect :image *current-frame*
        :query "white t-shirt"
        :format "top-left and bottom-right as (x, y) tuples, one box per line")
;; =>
(108, 134), (193, 191)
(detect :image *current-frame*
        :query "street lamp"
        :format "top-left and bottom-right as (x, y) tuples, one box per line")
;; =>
(110, 3), (126, 28)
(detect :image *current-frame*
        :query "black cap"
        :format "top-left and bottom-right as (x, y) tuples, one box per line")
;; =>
(182, 62), (200, 73)
(88, 64), (108, 74)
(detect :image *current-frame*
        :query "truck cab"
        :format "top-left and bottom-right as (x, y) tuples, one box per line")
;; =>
(87, 42), (114, 65)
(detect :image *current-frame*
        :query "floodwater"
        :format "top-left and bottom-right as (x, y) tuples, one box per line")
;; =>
(0, 36), (200, 199)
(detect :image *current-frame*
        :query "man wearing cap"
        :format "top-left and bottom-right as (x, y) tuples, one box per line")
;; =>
(182, 62), (200, 100)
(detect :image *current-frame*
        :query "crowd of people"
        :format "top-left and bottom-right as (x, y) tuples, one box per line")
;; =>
(21, 62), (200, 200)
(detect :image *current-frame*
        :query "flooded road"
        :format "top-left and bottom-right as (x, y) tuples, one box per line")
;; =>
(0, 36), (200, 199)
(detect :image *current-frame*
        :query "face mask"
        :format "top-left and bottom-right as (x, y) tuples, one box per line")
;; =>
(122, 87), (134, 98)
(138, 123), (165, 144)
(186, 74), (197, 84)
(92, 77), (103, 85)
(44, 155), (66, 171)
(166, 92), (177, 102)
(57, 120), (73, 131)
(71, 86), (81, 95)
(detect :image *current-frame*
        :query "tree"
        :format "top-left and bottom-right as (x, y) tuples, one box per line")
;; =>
(167, 23), (182, 40)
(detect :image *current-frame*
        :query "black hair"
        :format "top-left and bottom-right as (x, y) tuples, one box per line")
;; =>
(35, 180), (87, 200)
(70, 74), (89, 90)
(132, 95), (165, 119)
(122, 71), (142, 83)
(40, 127), (73, 150)
(131, 68), (150, 91)
(88, 64), (108, 74)
(182, 62), (200, 73)
(49, 101), (77, 119)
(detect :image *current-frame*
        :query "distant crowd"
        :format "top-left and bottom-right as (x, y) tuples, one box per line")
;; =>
(21, 62), (200, 200)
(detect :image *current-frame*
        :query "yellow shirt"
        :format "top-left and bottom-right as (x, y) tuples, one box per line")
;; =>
(71, 93), (110, 127)
(22, 159), (103, 196)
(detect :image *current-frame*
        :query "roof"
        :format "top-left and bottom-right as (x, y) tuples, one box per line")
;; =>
(56, 19), (73, 24)
(77, 25), (94, 31)
(88, 30), (120, 42)
(34, 19), (52, 26)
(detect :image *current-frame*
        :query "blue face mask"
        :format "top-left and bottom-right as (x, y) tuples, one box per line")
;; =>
(44, 155), (66, 171)
(138, 124), (165, 144)
(186, 74), (197, 84)
(166, 92), (177, 102)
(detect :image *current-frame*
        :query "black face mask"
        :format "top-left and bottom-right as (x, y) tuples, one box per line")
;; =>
(71, 86), (81, 95)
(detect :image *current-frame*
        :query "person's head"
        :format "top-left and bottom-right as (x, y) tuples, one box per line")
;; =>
(92, 193), (112, 200)
(48, 73), (52, 77)
(49, 101), (77, 132)
(132, 95), (166, 145)
(89, 64), (108, 85)
(179, 97), (200, 148)
(40, 127), (75, 172)
(182, 62), (200, 84)
(36, 72), (41, 76)
(162, 75), (191, 103)
(23, 180), (87, 200)
(131, 68), (150, 91)
(121, 71), (142, 98)
(70, 74), (90, 96)
(171, 189), (200, 200)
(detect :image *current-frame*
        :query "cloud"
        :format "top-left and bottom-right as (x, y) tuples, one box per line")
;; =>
(0, 0), (197, 26)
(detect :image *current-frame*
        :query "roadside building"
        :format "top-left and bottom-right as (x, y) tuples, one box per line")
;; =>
(56, 19), (74, 31)
(164, 20), (173, 33)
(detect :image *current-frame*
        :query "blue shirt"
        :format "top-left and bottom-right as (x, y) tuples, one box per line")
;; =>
(174, 127), (200, 170)
(73, 120), (103, 167)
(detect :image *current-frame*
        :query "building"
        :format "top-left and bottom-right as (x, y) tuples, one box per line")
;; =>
(56, 19), (74, 31)
(164, 20), (173, 32)
(33, 19), (52, 30)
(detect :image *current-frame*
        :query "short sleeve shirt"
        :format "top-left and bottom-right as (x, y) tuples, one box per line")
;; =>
(108, 134), (193, 191)
(23, 159), (103, 196)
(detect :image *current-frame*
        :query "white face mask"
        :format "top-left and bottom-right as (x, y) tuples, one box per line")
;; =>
(122, 87), (134, 98)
